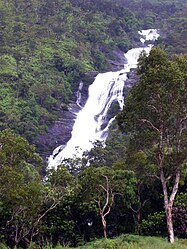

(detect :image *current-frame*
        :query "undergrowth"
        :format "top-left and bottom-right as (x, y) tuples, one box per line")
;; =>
(1, 235), (187, 249)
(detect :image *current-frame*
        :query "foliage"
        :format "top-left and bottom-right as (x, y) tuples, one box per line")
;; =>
(0, 0), (142, 146)
(1, 235), (187, 248)
(78, 166), (136, 238)
(141, 212), (167, 236)
(0, 129), (44, 247)
(117, 48), (187, 183)
(117, 0), (187, 54)
(83, 127), (128, 168)
(117, 47), (187, 242)
(51, 234), (187, 249)
(173, 192), (187, 238)
(0, 130), (77, 247)
(0, 0), (185, 148)
(79, 167), (136, 205)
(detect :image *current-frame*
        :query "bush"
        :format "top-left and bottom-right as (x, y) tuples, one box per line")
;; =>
(140, 212), (167, 236)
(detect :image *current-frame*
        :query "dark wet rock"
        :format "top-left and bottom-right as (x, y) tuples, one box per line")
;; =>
(108, 47), (127, 71)
(36, 78), (92, 160)
(124, 70), (139, 89)
(36, 102), (79, 160)
(100, 101), (121, 131)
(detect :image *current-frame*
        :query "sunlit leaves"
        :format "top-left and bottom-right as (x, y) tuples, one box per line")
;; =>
(0, 54), (18, 78)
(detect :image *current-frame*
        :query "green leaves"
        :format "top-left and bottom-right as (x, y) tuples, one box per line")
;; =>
(118, 47), (187, 137)
(0, 54), (18, 78)
(0, 130), (78, 247)
(141, 211), (166, 236)
(117, 47), (187, 242)
(47, 165), (76, 197)
(0, 129), (42, 169)
(79, 166), (136, 206)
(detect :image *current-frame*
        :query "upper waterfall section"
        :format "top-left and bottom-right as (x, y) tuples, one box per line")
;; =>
(48, 29), (160, 169)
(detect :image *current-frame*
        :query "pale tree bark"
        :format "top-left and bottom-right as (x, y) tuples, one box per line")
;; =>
(95, 175), (115, 239)
(29, 200), (61, 244)
(102, 216), (107, 239)
(158, 118), (182, 243)
(160, 166), (180, 243)
(142, 117), (182, 243)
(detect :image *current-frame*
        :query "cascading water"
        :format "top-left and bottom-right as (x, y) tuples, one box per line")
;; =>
(48, 29), (159, 169)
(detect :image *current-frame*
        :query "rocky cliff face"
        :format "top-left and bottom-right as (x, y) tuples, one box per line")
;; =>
(36, 48), (138, 161)
(36, 71), (97, 160)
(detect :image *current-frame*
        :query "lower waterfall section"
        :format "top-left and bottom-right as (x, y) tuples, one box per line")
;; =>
(48, 29), (159, 169)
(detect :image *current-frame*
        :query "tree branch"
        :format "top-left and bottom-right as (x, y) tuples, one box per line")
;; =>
(140, 119), (160, 133)
(169, 169), (180, 205)
(166, 175), (172, 182)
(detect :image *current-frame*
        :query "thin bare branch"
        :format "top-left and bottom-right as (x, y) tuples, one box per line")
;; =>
(166, 175), (172, 182)
(140, 118), (160, 133)
(180, 115), (187, 124)
(148, 104), (159, 113)
(99, 184), (107, 192)
(169, 169), (180, 205)
(103, 193), (114, 218)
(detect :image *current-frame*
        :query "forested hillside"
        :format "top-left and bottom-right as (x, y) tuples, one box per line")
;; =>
(0, 0), (187, 248)
(0, 0), (186, 144)
(0, 0), (139, 143)
(116, 0), (187, 53)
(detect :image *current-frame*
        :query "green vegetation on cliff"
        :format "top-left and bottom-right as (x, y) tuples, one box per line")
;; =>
(0, 0), (186, 143)
(0, 0), (140, 142)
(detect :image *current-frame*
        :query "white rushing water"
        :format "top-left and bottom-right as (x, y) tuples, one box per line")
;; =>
(48, 29), (159, 169)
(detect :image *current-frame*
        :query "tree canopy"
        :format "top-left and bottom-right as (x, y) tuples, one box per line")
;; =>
(117, 47), (187, 243)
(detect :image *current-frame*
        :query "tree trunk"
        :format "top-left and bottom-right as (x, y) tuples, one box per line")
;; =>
(102, 217), (107, 239)
(137, 208), (141, 235)
(166, 204), (174, 243)
(161, 176), (175, 243)
(160, 166), (180, 243)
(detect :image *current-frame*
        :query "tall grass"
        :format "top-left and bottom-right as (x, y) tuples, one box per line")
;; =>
(37, 235), (187, 249)
(1, 235), (187, 249)
(61, 235), (187, 249)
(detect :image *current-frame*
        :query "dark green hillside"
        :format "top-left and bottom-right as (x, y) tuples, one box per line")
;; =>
(0, 0), (186, 143)
(0, 0), (141, 143)
(116, 0), (187, 53)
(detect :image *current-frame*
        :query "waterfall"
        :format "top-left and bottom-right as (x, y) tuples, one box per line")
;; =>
(48, 29), (159, 169)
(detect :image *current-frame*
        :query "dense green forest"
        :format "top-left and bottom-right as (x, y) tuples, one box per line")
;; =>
(0, 0), (187, 248)
(0, 0), (186, 144)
